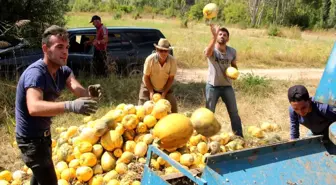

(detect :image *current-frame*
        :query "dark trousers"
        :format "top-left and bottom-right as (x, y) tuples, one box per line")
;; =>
(93, 49), (108, 77)
(16, 135), (57, 185)
(205, 84), (243, 137)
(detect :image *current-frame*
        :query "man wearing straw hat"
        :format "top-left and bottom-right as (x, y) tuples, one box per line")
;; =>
(138, 38), (178, 113)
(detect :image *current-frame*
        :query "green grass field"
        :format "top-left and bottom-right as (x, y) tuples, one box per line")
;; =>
(66, 12), (335, 69)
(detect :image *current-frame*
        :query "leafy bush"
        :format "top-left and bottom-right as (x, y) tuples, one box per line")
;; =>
(268, 24), (280, 36)
(234, 73), (273, 97)
(188, 3), (205, 21)
(223, 2), (249, 24)
(113, 11), (122, 20)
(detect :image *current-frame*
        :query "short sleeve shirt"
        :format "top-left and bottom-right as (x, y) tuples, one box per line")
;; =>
(95, 24), (108, 51)
(15, 59), (72, 137)
(206, 46), (237, 86)
(143, 53), (177, 92)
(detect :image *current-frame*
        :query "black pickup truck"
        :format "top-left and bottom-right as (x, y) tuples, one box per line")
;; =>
(0, 27), (171, 78)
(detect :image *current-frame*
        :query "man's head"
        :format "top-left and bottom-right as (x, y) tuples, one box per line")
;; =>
(217, 27), (230, 45)
(154, 38), (171, 62)
(42, 25), (69, 67)
(90, 15), (101, 28)
(288, 85), (312, 116)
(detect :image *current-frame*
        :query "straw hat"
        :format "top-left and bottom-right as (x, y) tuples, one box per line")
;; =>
(154, 38), (172, 50)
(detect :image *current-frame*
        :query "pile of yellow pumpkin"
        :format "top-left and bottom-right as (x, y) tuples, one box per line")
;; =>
(2, 94), (283, 185)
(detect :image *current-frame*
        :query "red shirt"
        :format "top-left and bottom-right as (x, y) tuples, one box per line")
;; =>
(95, 24), (108, 51)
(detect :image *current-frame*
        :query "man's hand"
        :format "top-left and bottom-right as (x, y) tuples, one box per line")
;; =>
(64, 97), (98, 116)
(88, 84), (102, 98)
(210, 24), (220, 38)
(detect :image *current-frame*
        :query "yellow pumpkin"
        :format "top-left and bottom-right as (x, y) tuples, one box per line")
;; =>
(79, 127), (100, 145)
(152, 93), (162, 102)
(117, 151), (134, 164)
(89, 175), (104, 185)
(79, 153), (97, 167)
(151, 103), (168, 120)
(135, 106), (145, 121)
(143, 100), (155, 115)
(92, 144), (104, 159)
(197, 142), (209, 155)
(11, 179), (22, 185)
(134, 142), (148, 157)
(136, 122), (147, 134)
(226, 67), (239, 80)
(115, 123), (125, 135)
(180, 154), (195, 167)
(92, 164), (103, 175)
(190, 108), (221, 137)
(156, 99), (172, 112)
(61, 168), (76, 182)
(56, 161), (68, 173)
(143, 115), (157, 128)
(113, 148), (123, 158)
(203, 3), (218, 19)
(78, 141), (93, 153)
(132, 181), (141, 185)
(142, 134), (154, 145)
(12, 170), (25, 181)
(101, 152), (116, 172)
(153, 113), (194, 150)
(107, 179), (120, 185)
(58, 179), (70, 185)
(169, 151), (181, 162)
(94, 119), (109, 137)
(116, 103), (126, 110)
(67, 126), (79, 138)
(68, 159), (80, 169)
(76, 166), (93, 182)
(123, 141), (136, 153)
(101, 130), (123, 151)
(150, 159), (160, 170)
(0, 170), (12, 182)
(124, 104), (136, 114)
(103, 170), (118, 182)
(121, 114), (139, 130)
(115, 163), (128, 175)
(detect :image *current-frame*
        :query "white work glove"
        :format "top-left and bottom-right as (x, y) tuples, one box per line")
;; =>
(64, 97), (97, 116)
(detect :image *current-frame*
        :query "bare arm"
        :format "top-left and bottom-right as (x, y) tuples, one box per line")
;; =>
(66, 74), (89, 98)
(162, 76), (175, 95)
(26, 88), (66, 117)
(144, 75), (154, 94)
(204, 24), (220, 58)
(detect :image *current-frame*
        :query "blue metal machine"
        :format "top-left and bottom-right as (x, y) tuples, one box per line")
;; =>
(141, 43), (336, 185)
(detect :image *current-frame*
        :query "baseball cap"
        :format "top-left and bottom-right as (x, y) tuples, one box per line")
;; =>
(288, 85), (310, 102)
(90, 15), (101, 23)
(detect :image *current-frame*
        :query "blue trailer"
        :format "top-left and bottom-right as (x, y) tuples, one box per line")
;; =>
(141, 42), (336, 185)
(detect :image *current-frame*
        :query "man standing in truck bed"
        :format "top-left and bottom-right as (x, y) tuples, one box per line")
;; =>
(15, 25), (101, 185)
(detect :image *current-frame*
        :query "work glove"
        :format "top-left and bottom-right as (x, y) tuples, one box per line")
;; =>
(64, 97), (98, 116)
(88, 84), (102, 98)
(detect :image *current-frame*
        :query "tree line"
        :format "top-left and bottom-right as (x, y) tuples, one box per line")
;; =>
(1, 0), (336, 47)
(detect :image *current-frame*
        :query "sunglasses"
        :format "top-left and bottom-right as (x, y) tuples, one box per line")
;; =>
(157, 49), (168, 53)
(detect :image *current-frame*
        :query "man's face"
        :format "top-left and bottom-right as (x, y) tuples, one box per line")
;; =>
(156, 49), (169, 61)
(290, 100), (311, 116)
(217, 30), (229, 45)
(43, 35), (69, 67)
(92, 20), (101, 28)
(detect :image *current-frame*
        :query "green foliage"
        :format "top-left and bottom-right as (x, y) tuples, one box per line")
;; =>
(234, 73), (273, 97)
(268, 24), (280, 36)
(223, 2), (249, 24)
(113, 11), (122, 20)
(188, 3), (205, 20)
(72, 0), (97, 12)
(0, 0), (69, 47)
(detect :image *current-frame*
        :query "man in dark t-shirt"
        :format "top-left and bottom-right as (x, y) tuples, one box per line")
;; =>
(288, 85), (336, 154)
(15, 25), (102, 185)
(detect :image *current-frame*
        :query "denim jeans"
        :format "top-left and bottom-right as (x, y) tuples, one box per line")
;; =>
(205, 84), (243, 137)
(16, 135), (57, 185)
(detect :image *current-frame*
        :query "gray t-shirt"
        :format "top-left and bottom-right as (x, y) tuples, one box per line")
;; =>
(206, 46), (236, 86)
